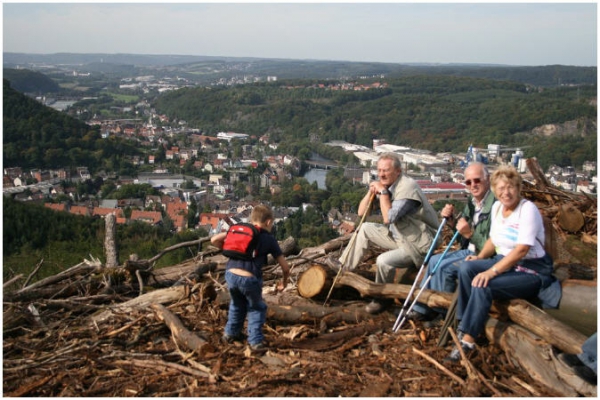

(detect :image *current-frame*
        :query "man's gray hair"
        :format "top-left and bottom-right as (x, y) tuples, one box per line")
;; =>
(378, 152), (402, 170)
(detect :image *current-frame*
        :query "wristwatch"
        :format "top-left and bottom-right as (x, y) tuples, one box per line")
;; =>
(379, 189), (390, 196)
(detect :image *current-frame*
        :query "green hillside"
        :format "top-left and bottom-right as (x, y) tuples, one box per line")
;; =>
(155, 75), (597, 168)
(3, 79), (140, 173)
(3, 68), (61, 93)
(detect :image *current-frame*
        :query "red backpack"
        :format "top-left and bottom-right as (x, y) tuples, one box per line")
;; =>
(222, 223), (261, 261)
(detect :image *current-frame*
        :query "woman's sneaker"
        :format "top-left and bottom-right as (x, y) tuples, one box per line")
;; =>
(444, 341), (475, 363)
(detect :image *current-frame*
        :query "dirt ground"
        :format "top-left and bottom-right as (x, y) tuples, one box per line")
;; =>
(3, 285), (564, 397)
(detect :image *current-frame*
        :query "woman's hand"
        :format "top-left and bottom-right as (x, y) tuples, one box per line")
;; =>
(471, 268), (496, 288)
(465, 254), (479, 261)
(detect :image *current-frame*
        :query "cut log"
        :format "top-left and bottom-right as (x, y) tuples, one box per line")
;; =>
(266, 302), (375, 326)
(297, 264), (336, 299)
(90, 285), (192, 324)
(151, 303), (214, 357)
(485, 318), (596, 397)
(557, 203), (586, 233)
(150, 260), (217, 286)
(334, 271), (588, 355)
(298, 264), (377, 300)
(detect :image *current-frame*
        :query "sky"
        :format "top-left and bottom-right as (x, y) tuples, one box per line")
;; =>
(2, 2), (598, 67)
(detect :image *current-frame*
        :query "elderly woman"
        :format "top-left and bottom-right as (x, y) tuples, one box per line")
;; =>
(445, 165), (561, 363)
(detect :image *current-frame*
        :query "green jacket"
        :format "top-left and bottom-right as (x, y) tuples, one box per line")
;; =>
(459, 190), (496, 253)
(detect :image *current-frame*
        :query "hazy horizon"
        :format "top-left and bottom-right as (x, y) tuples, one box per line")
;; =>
(3, 3), (597, 67)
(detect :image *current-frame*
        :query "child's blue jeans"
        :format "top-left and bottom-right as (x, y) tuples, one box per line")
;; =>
(224, 270), (267, 346)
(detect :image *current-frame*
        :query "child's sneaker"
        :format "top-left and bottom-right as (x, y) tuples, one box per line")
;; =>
(222, 333), (245, 344)
(250, 342), (267, 352)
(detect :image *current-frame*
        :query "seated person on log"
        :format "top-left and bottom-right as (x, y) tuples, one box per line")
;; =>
(328, 152), (440, 314)
(211, 204), (290, 352)
(409, 162), (496, 322)
(444, 165), (561, 363)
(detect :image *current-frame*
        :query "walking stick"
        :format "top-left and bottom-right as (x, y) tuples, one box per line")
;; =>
(323, 192), (376, 306)
(437, 289), (459, 347)
(391, 218), (447, 331)
(393, 228), (461, 332)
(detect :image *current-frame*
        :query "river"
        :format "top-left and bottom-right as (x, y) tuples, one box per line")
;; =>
(302, 168), (328, 189)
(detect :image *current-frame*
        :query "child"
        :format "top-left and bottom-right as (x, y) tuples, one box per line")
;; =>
(211, 204), (290, 351)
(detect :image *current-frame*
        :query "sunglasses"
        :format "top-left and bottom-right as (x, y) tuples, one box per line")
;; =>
(464, 178), (482, 186)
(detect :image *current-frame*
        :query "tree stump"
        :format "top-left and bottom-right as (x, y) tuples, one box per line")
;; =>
(104, 213), (118, 268)
(557, 203), (585, 233)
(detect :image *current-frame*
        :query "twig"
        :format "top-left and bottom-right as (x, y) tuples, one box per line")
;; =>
(448, 327), (501, 396)
(411, 346), (465, 385)
(3, 273), (23, 288)
(511, 376), (540, 396)
(113, 358), (211, 379)
(22, 258), (44, 288)
(102, 315), (147, 338)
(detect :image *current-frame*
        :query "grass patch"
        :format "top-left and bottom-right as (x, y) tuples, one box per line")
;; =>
(106, 92), (139, 102)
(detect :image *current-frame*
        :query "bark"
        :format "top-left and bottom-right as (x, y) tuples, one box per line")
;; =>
(151, 303), (214, 357)
(333, 270), (589, 355)
(104, 213), (118, 268)
(485, 318), (596, 397)
(90, 285), (192, 324)
(526, 157), (550, 191)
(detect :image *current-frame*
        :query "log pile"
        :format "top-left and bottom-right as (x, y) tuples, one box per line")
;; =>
(3, 158), (597, 397)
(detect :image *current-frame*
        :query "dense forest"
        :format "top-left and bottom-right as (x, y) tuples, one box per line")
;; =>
(4, 52), (597, 87)
(3, 79), (140, 174)
(155, 75), (597, 169)
(2, 196), (209, 281)
(3, 68), (60, 93)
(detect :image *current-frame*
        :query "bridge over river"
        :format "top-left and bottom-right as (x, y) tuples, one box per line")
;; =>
(305, 159), (340, 170)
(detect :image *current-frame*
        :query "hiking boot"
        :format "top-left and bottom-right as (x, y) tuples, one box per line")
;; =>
(405, 310), (430, 321)
(365, 299), (392, 314)
(443, 341), (475, 363)
(558, 353), (597, 385)
(324, 255), (343, 270)
(423, 313), (444, 328)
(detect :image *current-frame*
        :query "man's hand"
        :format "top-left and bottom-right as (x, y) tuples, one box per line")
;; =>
(440, 204), (455, 219)
(455, 218), (472, 238)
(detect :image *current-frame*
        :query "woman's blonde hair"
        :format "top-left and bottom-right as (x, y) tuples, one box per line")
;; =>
(490, 165), (522, 195)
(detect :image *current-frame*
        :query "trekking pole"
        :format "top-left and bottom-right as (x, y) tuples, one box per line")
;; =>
(437, 289), (459, 347)
(323, 192), (376, 306)
(393, 228), (461, 332)
(391, 217), (447, 331)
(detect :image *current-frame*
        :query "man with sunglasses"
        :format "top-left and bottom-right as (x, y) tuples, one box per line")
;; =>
(408, 162), (496, 321)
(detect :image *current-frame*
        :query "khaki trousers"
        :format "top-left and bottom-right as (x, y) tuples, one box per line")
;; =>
(339, 222), (417, 284)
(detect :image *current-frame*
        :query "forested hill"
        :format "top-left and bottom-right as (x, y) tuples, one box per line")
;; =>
(155, 75), (597, 168)
(3, 79), (139, 172)
(3, 68), (60, 93)
(4, 52), (597, 87)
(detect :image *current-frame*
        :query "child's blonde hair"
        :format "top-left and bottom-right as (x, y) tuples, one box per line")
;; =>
(251, 204), (274, 224)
